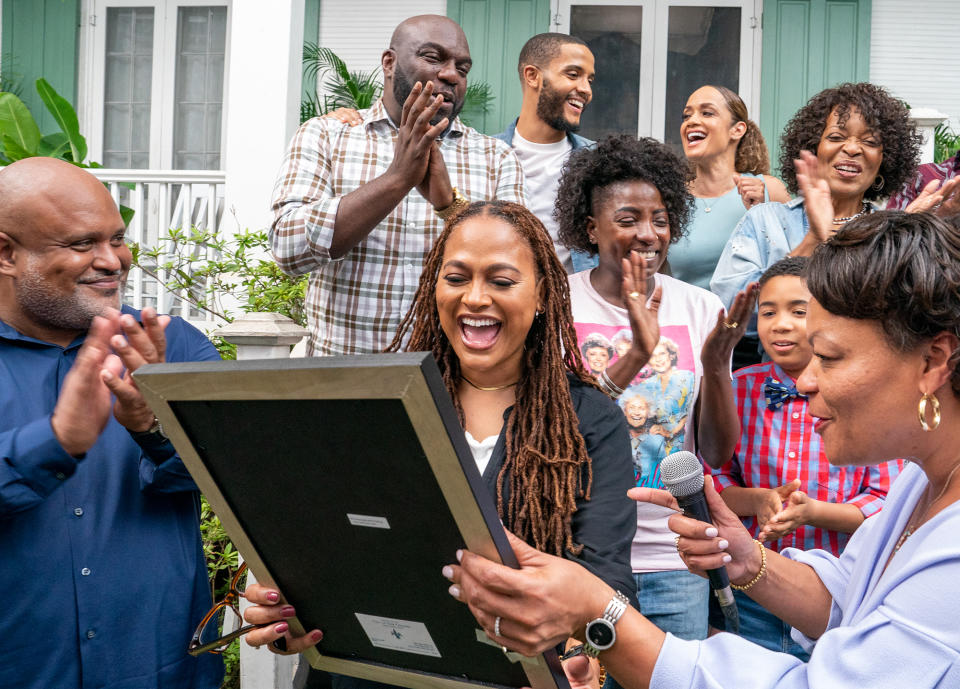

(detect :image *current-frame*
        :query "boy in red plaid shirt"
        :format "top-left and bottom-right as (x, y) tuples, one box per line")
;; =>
(705, 256), (902, 657)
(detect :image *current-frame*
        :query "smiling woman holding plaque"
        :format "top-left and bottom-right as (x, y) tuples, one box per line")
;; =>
(242, 201), (637, 687)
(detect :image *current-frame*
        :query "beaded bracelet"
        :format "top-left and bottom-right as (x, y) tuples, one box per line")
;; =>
(730, 539), (767, 591)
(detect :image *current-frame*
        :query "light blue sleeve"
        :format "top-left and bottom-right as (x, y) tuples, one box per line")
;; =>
(709, 209), (769, 311)
(649, 503), (960, 689)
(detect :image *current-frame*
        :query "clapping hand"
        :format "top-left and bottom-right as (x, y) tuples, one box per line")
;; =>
(759, 486), (812, 542)
(795, 150), (836, 242)
(621, 252), (661, 365)
(754, 479), (802, 536)
(99, 308), (171, 432)
(386, 81), (454, 209)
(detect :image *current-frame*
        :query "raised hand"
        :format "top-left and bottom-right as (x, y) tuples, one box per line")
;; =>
(99, 307), (172, 432)
(905, 177), (960, 217)
(701, 282), (757, 372)
(734, 174), (766, 210)
(621, 252), (661, 364)
(794, 150), (835, 243)
(386, 81), (452, 207)
(50, 315), (123, 457)
(416, 140), (455, 211)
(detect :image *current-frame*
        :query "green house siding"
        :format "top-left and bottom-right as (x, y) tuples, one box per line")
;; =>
(1, 0), (80, 133)
(447, 0), (551, 135)
(759, 0), (871, 175)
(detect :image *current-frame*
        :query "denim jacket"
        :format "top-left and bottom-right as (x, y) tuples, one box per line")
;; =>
(494, 119), (598, 272)
(709, 197), (879, 336)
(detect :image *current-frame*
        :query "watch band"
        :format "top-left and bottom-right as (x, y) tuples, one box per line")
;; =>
(435, 187), (470, 220)
(129, 416), (167, 441)
(583, 590), (630, 658)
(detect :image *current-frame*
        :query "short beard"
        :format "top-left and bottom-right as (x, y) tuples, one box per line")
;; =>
(536, 80), (580, 133)
(392, 66), (463, 126)
(16, 263), (124, 333)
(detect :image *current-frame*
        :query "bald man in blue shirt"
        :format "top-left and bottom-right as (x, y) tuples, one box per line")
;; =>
(0, 158), (222, 689)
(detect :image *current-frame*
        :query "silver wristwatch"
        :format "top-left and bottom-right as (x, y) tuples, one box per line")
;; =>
(583, 590), (630, 658)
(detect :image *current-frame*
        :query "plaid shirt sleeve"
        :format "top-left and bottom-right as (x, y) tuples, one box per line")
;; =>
(492, 145), (526, 205)
(269, 118), (341, 277)
(846, 458), (905, 517)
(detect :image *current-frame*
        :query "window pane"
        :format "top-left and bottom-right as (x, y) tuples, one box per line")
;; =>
(570, 5), (643, 141)
(104, 7), (154, 169)
(663, 6), (741, 153)
(173, 6), (227, 170)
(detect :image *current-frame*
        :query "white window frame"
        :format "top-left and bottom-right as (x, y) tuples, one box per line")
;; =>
(552, 0), (762, 141)
(77, 0), (230, 170)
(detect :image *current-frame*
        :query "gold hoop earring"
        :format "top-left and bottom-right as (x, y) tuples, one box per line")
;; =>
(873, 174), (885, 191)
(918, 393), (941, 432)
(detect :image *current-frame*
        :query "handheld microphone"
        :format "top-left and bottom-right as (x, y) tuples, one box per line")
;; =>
(659, 450), (739, 633)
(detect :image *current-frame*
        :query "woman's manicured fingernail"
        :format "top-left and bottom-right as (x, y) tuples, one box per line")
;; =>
(448, 584), (461, 599)
(718, 540), (729, 549)
(456, 549), (463, 563)
(722, 554), (732, 564)
(274, 623), (289, 634)
(442, 566), (454, 580)
(705, 527), (719, 538)
(266, 591), (279, 602)
(281, 606), (296, 618)
(311, 630), (323, 642)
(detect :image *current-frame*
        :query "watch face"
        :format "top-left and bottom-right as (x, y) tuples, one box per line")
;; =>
(587, 619), (615, 648)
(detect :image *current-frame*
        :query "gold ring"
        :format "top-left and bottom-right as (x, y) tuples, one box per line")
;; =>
(723, 320), (739, 330)
(628, 291), (641, 300)
(674, 535), (681, 553)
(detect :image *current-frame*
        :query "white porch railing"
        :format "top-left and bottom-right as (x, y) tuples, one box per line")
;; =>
(91, 168), (227, 327)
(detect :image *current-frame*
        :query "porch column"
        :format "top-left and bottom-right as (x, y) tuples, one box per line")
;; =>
(223, 0), (305, 234)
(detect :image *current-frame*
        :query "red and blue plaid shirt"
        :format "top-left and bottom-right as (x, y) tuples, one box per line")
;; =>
(712, 361), (903, 556)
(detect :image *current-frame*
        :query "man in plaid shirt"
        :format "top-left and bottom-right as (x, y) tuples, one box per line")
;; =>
(270, 15), (525, 355)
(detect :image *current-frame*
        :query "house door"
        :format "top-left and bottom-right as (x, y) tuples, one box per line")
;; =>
(552, 0), (762, 150)
(80, 0), (229, 170)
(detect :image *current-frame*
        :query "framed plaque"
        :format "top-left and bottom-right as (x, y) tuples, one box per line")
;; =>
(134, 353), (570, 689)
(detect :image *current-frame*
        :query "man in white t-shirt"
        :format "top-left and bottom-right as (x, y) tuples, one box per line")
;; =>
(494, 33), (596, 273)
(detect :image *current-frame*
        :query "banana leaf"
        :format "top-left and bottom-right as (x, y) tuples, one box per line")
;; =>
(36, 78), (87, 163)
(0, 91), (41, 158)
(38, 132), (72, 158)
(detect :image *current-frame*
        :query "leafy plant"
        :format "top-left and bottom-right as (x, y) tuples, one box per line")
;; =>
(131, 225), (308, 357)
(300, 44), (495, 128)
(934, 122), (960, 164)
(0, 78), (134, 224)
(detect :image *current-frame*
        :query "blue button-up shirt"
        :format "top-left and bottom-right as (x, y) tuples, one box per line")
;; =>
(0, 306), (222, 689)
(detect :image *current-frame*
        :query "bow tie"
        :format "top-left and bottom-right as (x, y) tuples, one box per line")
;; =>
(763, 377), (805, 410)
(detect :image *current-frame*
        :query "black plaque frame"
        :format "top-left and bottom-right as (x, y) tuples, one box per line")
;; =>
(134, 353), (569, 689)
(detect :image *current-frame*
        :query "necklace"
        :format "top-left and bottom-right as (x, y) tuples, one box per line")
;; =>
(461, 375), (519, 392)
(832, 201), (871, 226)
(893, 460), (960, 553)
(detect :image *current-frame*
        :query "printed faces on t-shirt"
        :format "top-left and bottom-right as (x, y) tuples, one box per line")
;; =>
(574, 323), (696, 489)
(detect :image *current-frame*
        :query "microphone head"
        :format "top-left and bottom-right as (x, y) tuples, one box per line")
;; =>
(659, 451), (705, 498)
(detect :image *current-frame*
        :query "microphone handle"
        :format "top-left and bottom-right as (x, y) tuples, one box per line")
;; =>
(676, 491), (731, 590)
(676, 490), (740, 632)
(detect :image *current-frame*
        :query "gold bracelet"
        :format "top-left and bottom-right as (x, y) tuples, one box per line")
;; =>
(435, 187), (470, 220)
(730, 539), (767, 591)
